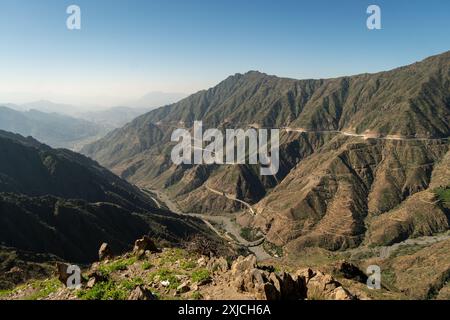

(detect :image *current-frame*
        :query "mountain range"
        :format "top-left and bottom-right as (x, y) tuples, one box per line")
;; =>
(82, 51), (450, 255)
(1, 51), (449, 300)
(0, 106), (107, 150)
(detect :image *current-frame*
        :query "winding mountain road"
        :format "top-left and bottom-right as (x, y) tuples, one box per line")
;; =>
(205, 185), (256, 216)
(141, 188), (270, 260)
(281, 127), (449, 142)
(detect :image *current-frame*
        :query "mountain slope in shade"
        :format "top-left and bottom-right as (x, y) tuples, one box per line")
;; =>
(0, 130), (215, 262)
(82, 51), (450, 254)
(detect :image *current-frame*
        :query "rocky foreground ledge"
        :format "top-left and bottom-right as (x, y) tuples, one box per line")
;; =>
(1, 237), (356, 300)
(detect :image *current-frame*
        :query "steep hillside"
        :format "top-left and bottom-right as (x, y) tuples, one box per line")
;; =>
(82, 51), (450, 253)
(0, 131), (216, 262)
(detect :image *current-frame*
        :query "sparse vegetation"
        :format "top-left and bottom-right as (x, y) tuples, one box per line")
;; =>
(435, 186), (450, 208)
(240, 227), (259, 242)
(77, 281), (128, 300)
(191, 269), (210, 284)
(180, 259), (197, 270)
(98, 256), (137, 276)
(120, 277), (144, 291)
(149, 268), (180, 290)
(191, 292), (203, 300)
(142, 261), (153, 270)
(263, 241), (283, 257)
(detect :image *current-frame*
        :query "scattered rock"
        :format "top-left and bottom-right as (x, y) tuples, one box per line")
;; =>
(128, 285), (157, 300)
(133, 236), (159, 256)
(8, 266), (23, 274)
(231, 255), (257, 277)
(295, 268), (316, 284)
(306, 271), (354, 300)
(85, 271), (108, 288)
(5, 266), (25, 283)
(161, 280), (170, 287)
(177, 282), (191, 294)
(329, 286), (353, 300)
(86, 277), (96, 289)
(208, 257), (229, 273)
(55, 262), (70, 286)
(98, 243), (113, 261)
(197, 256), (208, 267)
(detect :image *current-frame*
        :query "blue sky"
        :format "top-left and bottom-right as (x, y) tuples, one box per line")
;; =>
(0, 0), (449, 106)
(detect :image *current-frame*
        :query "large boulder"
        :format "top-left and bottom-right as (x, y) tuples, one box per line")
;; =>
(133, 236), (159, 256)
(128, 285), (157, 300)
(85, 270), (109, 288)
(306, 271), (354, 300)
(207, 257), (229, 273)
(231, 255), (257, 276)
(231, 260), (307, 300)
(255, 282), (280, 300)
(55, 262), (70, 286)
(98, 243), (113, 261)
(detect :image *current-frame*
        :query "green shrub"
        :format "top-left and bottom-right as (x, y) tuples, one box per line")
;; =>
(149, 268), (180, 289)
(191, 269), (210, 284)
(98, 257), (137, 275)
(121, 277), (144, 291)
(22, 278), (62, 300)
(159, 248), (187, 265)
(180, 259), (197, 270)
(191, 291), (203, 300)
(77, 281), (128, 300)
(142, 261), (153, 270)
(240, 227), (258, 242)
(435, 186), (450, 208)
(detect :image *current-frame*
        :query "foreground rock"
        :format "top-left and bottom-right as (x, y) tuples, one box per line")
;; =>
(128, 285), (157, 300)
(98, 243), (113, 261)
(229, 255), (353, 300)
(230, 255), (307, 300)
(133, 236), (160, 256)
(306, 271), (353, 300)
(56, 262), (70, 286)
(1, 239), (357, 301)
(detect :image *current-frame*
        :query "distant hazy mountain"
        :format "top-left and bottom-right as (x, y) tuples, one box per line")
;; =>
(20, 100), (80, 115)
(0, 106), (107, 149)
(77, 106), (154, 128)
(130, 91), (187, 108)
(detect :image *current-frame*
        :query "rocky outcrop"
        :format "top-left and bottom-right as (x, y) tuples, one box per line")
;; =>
(128, 285), (157, 300)
(98, 243), (113, 261)
(133, 236), (160, 256)
(306, 271), (353, 300)
(207, 257), (229, 273)
(55, 262), (76, 287)
(230, 255), (302, 300)
(229, 255), (353, 300)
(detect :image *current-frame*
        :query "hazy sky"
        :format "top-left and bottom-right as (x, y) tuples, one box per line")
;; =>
(0, 0), (449, 107)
